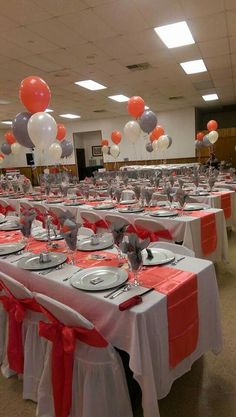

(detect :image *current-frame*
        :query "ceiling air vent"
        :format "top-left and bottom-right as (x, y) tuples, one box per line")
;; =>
(126, 62), (151, 71)
(168, 96), (184, 100)
(93, 109), (107, 113)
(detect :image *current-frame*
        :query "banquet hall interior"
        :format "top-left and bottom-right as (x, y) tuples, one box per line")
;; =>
(0, 1), (236, 417)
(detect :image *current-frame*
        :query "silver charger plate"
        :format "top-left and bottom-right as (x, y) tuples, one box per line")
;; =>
(64, 202), (84, 206)
(77, 233), (113, 251)
(0, 221), (21, 231)
(189, 192), (209, 196)
(149, 209), (179, 217)
(142, 248), (175, 266)
(47, 199), (64, 204)
(70, 266), (128, 291)
(28, 198), (45, 202)
(93, 203), (115, 210)
(8, 195), (24, 199)
(156, 201), (179, 208)
(33, 231), (63, 241)
(118, 207), (144, 213)
(119, 200), (137, 205)
(89, 197), (106, 202)
(0, 242), (26, 256)
(17, 252), (67, 270)
(183, 203), (207, 211)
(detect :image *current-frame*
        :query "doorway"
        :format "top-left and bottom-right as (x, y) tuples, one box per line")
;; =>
(73, 130), (103, 179)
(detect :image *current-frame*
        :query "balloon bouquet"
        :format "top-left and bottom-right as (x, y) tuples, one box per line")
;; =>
(101, 131), (122, 168)
(195, 120), (219, 161)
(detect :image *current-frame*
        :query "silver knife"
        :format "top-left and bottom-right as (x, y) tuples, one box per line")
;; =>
(104, 283), (128, 299)
(110, 284), (131, 299)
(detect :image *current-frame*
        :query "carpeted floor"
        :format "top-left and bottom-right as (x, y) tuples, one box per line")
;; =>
(0, 231), (236, 417)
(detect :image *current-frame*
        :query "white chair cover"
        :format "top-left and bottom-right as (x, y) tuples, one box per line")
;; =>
(134, 218), (173, 242)
(105, 213), (132, 229)
(149, 241), (195, 257)
(35, 293), (133, 417)
(0, 288), (6, 365)
(79, 210), (108, 233)
(0, 273), (46, 401)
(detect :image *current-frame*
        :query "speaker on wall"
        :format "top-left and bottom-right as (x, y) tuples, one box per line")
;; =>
(26, 153), (34, 166)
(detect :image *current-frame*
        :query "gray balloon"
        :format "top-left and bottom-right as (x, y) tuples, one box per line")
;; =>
(12, 112), (34, 148)
(1, 142), (11, 155)
(60, 139), (73, 158)
(146, 142), (153, 152)
(167, 135), (172, 148)
(139, 110), (157, 134)
(203, 134), (211, 147)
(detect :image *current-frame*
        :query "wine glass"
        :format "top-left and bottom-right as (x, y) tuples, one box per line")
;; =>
(127, 251), (143, 286)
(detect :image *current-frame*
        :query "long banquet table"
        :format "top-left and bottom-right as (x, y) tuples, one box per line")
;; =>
(0, 236), (222, 417)
(6, 196), (229, 263)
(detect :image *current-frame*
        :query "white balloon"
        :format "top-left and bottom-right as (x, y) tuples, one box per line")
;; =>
(102, 145), (109, 155)
(208, 130), (219, 144)
(124, 121), (141, 143)
(158, 135), (169, 151)
(27, 112), (57, 150)
(11, 142), (21, 155)
(152, 139), (160, 151)
(49, 142), (62, 160)
(110, 144), (120, 159)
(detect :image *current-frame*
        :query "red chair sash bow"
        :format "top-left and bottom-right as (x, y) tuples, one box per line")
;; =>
(82, 217), (108, 233)
(0, 204), (15, 215)
(38, 306), (108, 417)
(0, 281), (41, 374)
(135, 225), (172, 242)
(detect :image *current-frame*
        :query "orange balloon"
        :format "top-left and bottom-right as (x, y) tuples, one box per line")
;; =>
(127, 96), (145, 118)
(150, 125), (164, 141)
(111, 130), (121, 144)
(56, 123), (66, 141)
(101, 139), (109, 146)
(196, 132), (204, 141)
(19, 75), (51, 113)
(207, 120), (218, 131)
(4, 131), (16, 145)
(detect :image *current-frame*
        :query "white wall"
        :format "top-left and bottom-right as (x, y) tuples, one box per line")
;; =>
(0, 106), (195, 169)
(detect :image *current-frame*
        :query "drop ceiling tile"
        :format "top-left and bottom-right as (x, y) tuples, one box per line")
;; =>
(93, 0), (149, 34)
(169, 44), (202, 62)
(134, 0), (185, 27)
(0, 38), (31, 59)
(227, 11), (236, 36)
(188, 13), (227, 42)
(58, 9), (118, 40)
(126, 29), (166, 54)
(33, 0), (89, 16)
(94, 36), (139, 61)
(210, 67), (233, 79)
(225, 0), (236, 10)
(204, 54), (231, 70)
(2, 27), (58, 54)
(1, 0), (51, 23)
(213, 78), (234, 87)
(180, 0), (224, 18)
(18, 55), (64, 72)
(199, 38), (229, 58)
(230, 54), (236, 66)
(229, 36), (236, 53)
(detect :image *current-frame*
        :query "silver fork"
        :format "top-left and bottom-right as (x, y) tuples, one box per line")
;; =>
(171, 256), (185, 265)
(110, 284), (131, 299)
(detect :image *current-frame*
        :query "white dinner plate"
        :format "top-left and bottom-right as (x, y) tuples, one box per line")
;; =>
(183, 203), (207, 211)
(17, 252), (67, 270)
(149, 210), (179, 217)
(70, 266), (128, 291)
(93, 203), (115, 210)
(0, 242), (26, 256)
(119, 200), (137, 205)
(77, 233), (113, 251)
(142, 248), (175, 266)
(63, 201), (84, 206)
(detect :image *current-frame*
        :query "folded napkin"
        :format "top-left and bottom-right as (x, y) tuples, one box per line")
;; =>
(20, 207), (36, 237)
(119, 288), (154, 311)
(121, 233), (149, 271)
(58, 210), (81, 251)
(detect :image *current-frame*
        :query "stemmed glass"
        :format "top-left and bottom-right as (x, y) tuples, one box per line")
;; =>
(127, 252), (143, 286)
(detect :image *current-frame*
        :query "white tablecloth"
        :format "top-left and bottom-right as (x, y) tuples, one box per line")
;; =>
(0, 253), (222, 417)
(6, 197), (229, 263)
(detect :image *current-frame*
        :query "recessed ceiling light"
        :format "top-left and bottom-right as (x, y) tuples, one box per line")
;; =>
(45, 108), (53, 112)
(202, 94), (219, 101)
(180, 59), (207, 74)
(75, 80), (107, 91)
(1, 120), (12, 125)
(108, 95), (129, 102)
(154, 21), (195, 48)
(59, 114), (81, 119)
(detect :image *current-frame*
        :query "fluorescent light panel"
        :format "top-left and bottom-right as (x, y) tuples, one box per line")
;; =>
(108, 95), (129, 102)
(180, 59), (207, 74)
(154, 21), (195, 48)
(59, 114), (81, 119)
(1, 121), (12, 125)
(75, 80), (107, 91)
(202, 94), (219, 101)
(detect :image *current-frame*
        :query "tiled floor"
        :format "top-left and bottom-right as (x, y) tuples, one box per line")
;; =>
(0, 232), (236, 417)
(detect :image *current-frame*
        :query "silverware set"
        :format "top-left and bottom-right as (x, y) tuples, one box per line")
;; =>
(104, 283), (131, 299)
